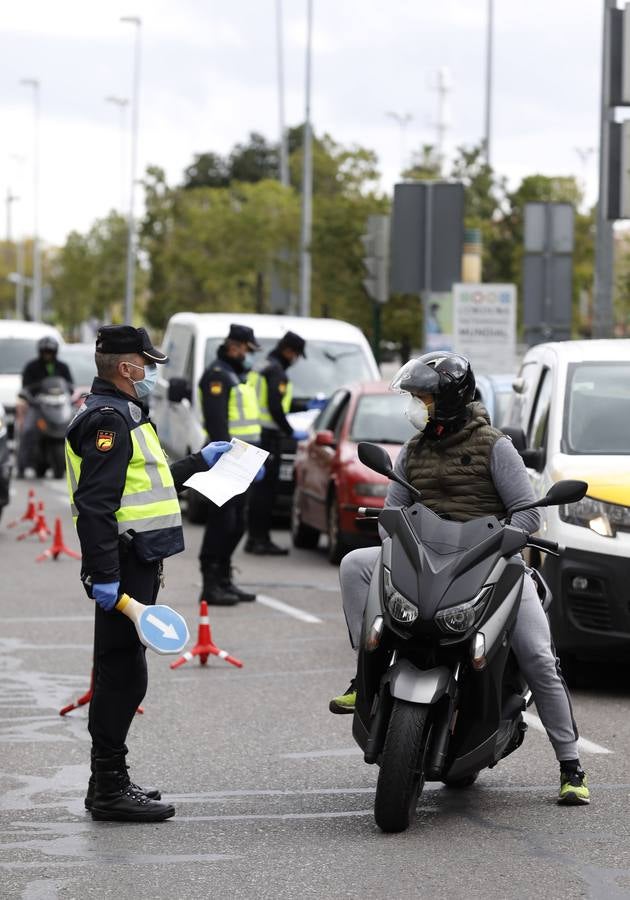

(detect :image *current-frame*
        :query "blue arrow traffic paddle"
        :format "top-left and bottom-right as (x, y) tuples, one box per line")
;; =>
(115, 593), (190, 655)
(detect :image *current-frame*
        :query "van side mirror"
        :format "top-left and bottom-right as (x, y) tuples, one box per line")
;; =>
(520, 448), (546, 472)
(168, 377), (192, 404)
(502, 427), (526, 452)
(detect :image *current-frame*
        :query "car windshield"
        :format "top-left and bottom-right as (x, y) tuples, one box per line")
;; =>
(0, 338), (40, 375)
(204, 338), (375, 398)
(62, 345), (97, 386)
(565, 362), (630, 454)
(349, 393), (416, 444)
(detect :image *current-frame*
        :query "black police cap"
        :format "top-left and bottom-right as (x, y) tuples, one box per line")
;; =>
(95, 325), (169, 364)
(227, 323), (261, 350)
(278, 330), (306, 358)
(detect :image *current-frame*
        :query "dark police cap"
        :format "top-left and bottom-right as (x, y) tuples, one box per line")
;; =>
(95, 325), (169, 364)
(227, 323), (261, 350)
(279, 330), (306, 358)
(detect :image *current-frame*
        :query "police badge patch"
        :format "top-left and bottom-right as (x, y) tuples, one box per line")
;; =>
(128, 401), (142, 423)
(96, 430), (116, 452)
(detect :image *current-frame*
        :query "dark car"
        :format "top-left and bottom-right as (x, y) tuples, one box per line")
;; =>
(291, 382), (415, 563)
(0, 401), (11, 521)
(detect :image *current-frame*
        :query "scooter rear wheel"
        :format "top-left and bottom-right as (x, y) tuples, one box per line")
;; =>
(374, 699), (431, 833)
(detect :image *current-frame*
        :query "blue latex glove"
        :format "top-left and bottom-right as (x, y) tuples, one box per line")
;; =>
(92, 581), (120, 612)
(306, 398), (327, 411)
(292, 429), (309, 442)
(201, 440), (233, 468)
(253, 463), (266, 483)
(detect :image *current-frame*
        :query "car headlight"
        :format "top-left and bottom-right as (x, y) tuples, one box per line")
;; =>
(354, 482), (388, 497)
(383, 567), (418, 624)
(559, 496), (630, 538)
(435, 587), (492, 635)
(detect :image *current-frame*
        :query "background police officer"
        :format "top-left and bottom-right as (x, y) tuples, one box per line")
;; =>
(245, 330), (307, 555)
(198, 323), (263, 605)
(66, 325), (232, 822)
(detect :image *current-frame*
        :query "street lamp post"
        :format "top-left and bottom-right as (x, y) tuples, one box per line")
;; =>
(19, 77), (41, 321)
(484, 0), (494, 165)
(106, 96), (129, 212)
(299, 0), (314, 318)
(120, 16), (142, 326)
(275, 0), (290, 188)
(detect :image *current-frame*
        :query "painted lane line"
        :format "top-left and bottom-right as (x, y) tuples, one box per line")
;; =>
(256, 593), (322, 624)
(523, 712), (612, 755)
(174, 809), (373, 823)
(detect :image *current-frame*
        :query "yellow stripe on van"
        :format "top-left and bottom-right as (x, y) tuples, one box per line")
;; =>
(551, 467), (630, 507)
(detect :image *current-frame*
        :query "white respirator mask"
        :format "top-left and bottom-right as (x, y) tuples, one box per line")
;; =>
(404, 395), (431, 432)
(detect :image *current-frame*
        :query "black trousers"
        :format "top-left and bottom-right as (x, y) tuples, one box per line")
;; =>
(88, 547), (160, 757)
(199, 491), (247, 571)
(247, 430), (281, 540)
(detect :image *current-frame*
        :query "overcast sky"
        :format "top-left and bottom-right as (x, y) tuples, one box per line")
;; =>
(0, 0), (603, 247)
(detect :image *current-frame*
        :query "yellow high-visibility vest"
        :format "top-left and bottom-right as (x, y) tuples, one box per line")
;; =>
(247, 370), (292, 430)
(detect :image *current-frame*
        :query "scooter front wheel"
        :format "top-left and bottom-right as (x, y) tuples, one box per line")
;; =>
(374, 699), (431, 834)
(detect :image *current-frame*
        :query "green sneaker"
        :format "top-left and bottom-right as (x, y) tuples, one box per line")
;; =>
(329, 680), (356, 715)
(558, 770), (590, 806)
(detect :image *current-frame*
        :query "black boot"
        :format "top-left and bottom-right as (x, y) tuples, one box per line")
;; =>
(200, 564), (240, 606)
(90, 755), (175, 822)
(84, 748), (161, 810)
(218, 560), (256, 602)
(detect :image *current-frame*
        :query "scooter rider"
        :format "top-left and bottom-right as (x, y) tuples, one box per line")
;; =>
(329, 352), (590, 806)
(22, 336), (74, 393)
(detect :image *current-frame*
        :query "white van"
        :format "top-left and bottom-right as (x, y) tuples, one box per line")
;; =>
(151, 313), (380, 516)
(506, 339), (630, 676)
(0, 320), (65, 437)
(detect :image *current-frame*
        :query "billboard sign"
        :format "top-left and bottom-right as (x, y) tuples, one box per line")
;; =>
(452, 283), (517, 375)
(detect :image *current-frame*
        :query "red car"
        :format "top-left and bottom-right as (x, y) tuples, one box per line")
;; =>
(291, 381), (415, 563)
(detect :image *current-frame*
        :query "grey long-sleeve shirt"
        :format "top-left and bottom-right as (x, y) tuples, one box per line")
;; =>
(385, 436), (540, 535)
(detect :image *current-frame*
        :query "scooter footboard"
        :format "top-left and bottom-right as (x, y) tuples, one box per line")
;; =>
(384, 659), (452, 705)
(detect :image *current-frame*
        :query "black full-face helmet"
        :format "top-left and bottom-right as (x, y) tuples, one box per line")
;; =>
(37, 336), (58, 356)
(390, 351), (476, 424)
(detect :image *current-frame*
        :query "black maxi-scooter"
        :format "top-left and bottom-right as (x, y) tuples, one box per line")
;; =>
(351, 441), (587, 834)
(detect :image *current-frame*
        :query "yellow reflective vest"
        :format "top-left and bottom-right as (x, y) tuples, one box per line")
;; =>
(247, 369), (292, 430)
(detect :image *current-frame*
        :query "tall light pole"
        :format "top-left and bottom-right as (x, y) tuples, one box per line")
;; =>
(120, 16), (141, 326)
(386, 111), (413, 176)
(484, 0), (494, 166)
(299, 0), (314, 317)
(19, 77), (41, 321)
(594, 0), (615, 339)
(106, 95), (129, 212)
(10, 154), (27, 319)
(275, 0), (290, 187)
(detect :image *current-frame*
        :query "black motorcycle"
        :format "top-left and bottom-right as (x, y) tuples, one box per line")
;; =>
(352, 441), (587, 834)
(17, 375), (73, 479)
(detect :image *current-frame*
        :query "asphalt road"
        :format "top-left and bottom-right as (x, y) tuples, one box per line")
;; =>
(2, 477), (630, 900)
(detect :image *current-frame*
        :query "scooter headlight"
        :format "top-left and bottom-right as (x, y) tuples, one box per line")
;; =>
(435, 587), (492, 635)
(383, 567), (418, 624)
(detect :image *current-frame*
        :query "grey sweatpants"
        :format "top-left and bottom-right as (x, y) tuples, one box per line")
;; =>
(340, 547), (579, 762)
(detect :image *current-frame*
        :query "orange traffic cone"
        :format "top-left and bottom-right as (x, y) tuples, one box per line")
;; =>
(17, 501), (51, 542)
(36, 517), (81, 562)
(7, 489), (37, 528)
(170, 600), (243, 669)
(59, 667), (145, 716)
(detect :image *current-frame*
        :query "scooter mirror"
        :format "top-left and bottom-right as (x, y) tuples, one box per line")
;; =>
(357, 441), (393, 476)
(543, 479), (588, 507)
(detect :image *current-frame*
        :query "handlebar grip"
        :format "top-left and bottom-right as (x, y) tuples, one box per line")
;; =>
(528, 537), (559, 554)
(357, 507), (381, 517)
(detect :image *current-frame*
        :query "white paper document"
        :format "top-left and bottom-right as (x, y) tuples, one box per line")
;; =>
(183, 439), (269, 507)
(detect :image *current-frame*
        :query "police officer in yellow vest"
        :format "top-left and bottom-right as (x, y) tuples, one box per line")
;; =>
(245, 330), (307, 555)
(65, 325), (234, 823)
(198, 323), (263, 605)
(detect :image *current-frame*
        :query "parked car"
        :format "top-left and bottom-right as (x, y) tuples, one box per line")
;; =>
(0, 400), (10, 521)
(0, 320), (64, 439)
(505, 339), (630, 682)
(151, 313), (381, 521)
(61, 342), (97, 407)
(474, 373), (516, 428)
(291, 381), (415, 563)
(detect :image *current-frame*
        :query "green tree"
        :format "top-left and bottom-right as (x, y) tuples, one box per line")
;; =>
(401, 144), (443, 181)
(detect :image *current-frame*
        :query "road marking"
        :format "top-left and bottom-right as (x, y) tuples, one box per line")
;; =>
(523, 712), (612, 755)
(281, 747), (361, 759)
(175, 810), (373, 823)
(256, 593), (322, 624)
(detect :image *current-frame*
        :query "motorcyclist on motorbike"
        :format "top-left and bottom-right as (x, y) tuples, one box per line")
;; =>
(329, 351), (589, 806)
(22, 336), (74, 393)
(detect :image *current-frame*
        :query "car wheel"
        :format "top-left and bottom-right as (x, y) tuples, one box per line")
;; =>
(291, 491), (319, 549)
(327, 493), (348, 565)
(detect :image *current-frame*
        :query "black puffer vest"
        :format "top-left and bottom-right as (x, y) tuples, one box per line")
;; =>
(404, 402), (505, 522)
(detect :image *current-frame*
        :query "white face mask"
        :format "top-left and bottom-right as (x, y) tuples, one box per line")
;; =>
(405, 395), (430, 432)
